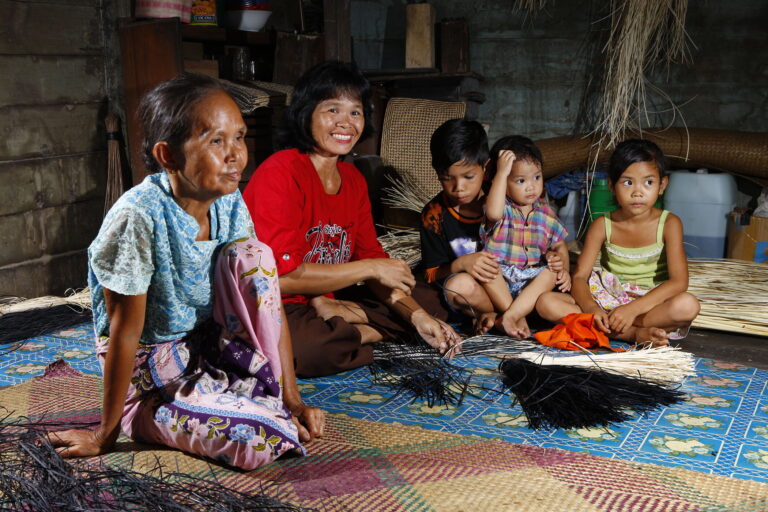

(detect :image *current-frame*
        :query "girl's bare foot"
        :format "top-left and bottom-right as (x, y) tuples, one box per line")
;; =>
(633, 326), (669, 347)
(310, 296), (367, 324)
(475, 312), (497, 335)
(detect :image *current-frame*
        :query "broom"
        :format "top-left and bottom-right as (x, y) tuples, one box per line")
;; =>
(104, 111), (124, 216)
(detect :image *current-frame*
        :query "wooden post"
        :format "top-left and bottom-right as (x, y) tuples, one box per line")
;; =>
(405, 3), (436, 69)
(272, 31), (325, 85)
(324, 0), (352, 62)
(437, 19), (469, 73)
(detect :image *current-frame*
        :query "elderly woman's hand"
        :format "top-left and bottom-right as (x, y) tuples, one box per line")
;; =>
(289, 402), (326, 443)
(367, 258), (416, 295)
(410, 309), (461, 357)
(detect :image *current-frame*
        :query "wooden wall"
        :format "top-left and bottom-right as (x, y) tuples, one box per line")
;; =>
(0, 0), (110, 297)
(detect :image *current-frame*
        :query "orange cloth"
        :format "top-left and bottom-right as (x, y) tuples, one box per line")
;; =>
(534, 313), (623, 352)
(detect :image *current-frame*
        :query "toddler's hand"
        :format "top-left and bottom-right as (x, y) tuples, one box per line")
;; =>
(555, 270), (571, 292)
(545, 250), (564, 273)
(497, 150), (516, 176)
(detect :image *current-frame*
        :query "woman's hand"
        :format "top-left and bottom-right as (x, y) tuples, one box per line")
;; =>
(368, 258), (416, 295)
(46, 428), (117, 458)
(457, 252), (499, 283)
(411, 309), (461, 357)
(289, 402), (326, 443)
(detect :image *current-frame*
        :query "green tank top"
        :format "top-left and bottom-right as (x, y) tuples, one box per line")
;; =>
(600, 210), (669, 288)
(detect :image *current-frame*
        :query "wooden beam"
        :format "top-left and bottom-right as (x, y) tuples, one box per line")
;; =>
(323, 0), (351, 62)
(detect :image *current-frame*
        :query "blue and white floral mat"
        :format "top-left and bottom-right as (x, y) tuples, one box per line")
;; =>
(2, 322), (768, 484)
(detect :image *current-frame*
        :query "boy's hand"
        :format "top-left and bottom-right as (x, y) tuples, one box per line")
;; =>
(458, 252), (500, 283)
(545, 250), (564, 273)
(496, 150), (516, 176)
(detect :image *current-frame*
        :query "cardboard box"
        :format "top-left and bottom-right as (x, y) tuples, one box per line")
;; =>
(727, 211), (768, 263)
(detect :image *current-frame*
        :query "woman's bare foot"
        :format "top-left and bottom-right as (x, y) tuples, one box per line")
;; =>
(310, 296), (367, 324)
(632, 326), (669, 347)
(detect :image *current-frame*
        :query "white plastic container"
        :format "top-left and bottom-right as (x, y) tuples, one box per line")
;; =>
(558, 189), (581, 242)
(663, 169), (737, 258)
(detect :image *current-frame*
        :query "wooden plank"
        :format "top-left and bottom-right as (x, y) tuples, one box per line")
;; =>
(0, 153), (107, 217)
(324, 0), (351, 62)
(405, 3), (435, 69)
(120, 18), (182, 186)
(0, 199), (103, 268)
(272, 31), (324, 85)
(0, 0), (102, 55)
(0, 103), (104, 160)
(437, 19), (469, 73)
(0, 56), (104, 106)
(0, 250), (89, 297)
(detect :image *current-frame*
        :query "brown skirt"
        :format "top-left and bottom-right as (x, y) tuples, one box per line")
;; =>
(285, 281), (449, 378)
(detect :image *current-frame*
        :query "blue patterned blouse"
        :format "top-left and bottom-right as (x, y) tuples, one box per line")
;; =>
(88, 172), (254, 344)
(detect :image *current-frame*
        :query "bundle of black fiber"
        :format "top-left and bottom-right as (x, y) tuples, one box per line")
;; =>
(0, 418), (314, 512)
(498, 358), (686, 430)
(0, 304), (92, 345)
(371, 341), (477, 407)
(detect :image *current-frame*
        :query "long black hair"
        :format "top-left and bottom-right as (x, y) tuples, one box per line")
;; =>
(278, 60), (375, 152)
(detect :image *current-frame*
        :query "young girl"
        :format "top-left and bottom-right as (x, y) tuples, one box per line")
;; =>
(47, 73), (324, 470)
(481, 136), (580, 338)
(571, 139), (700, 346)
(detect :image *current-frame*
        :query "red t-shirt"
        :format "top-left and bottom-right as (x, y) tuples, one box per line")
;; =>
(242, 148), (387, 304)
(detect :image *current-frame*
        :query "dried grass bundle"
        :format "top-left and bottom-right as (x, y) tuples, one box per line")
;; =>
(377, 227), (422, 267)
(688, 258), (768, 337)
(594, 0), (693, 150)
(0, 289), (92, 345)
(513, 345), (696, 384)
(0, 414), (312, 511)
(381, 174), (432, 214)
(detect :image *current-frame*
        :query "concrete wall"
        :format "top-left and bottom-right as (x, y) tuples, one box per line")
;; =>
(0, 0), (112, 297)
(351, 0), (768, 143)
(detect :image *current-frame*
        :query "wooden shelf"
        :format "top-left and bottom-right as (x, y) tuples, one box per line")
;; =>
(181, 25), (271, 46)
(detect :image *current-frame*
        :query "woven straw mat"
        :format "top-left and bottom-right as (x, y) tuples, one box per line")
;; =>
(381, 98), (467, 199)
(2, 368), (768, 511)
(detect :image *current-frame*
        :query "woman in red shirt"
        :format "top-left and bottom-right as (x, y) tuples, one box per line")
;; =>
(243, 61), (459, 377)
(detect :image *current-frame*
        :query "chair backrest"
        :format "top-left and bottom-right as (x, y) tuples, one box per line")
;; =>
(380, 98), (467, 199)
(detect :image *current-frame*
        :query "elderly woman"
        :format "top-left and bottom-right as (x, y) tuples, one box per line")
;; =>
(48, 73), (324, 470)
(243, 61), (459, 377)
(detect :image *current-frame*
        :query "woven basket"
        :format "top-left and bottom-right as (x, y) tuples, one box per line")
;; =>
(538, 128), (768, 185)
(380, 98), (467, 199)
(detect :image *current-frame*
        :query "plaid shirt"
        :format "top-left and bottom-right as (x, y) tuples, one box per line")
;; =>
(481, 198), (567, 268)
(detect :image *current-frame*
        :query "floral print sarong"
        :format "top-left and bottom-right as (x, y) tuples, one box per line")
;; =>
(96, 238), (303, 470)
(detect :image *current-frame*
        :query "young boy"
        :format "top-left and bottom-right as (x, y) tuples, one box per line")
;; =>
(419, 119), (500, 333)
(481, 136), (580, 338)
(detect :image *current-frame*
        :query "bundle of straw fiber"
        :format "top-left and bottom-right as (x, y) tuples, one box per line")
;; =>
(377, 227), (421, 267)
(0, 289), (92, 344)
(513, 345), (696, 385)
(0, 418), (311, 511)
(688, 258), (768, 337)
(104, 112), (124, 215)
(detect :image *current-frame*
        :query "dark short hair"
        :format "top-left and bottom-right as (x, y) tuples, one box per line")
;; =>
(487, 135), (542, 179)
(608, 139), (667, 183)
(138, 73), (237, 174)
(278, 60), (374, 153)
(430, 119), (489, 175)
